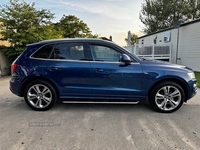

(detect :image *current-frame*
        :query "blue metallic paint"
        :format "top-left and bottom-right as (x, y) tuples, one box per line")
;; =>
(43, 60), (93, 98)
(90, 61), (143, 99)
(10, 38), (197, 103)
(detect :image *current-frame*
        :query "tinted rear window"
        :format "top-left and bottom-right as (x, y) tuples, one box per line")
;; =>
(53, 43), (85, 60)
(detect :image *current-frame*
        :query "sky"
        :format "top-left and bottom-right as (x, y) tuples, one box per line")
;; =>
(2, 0), (145, 46)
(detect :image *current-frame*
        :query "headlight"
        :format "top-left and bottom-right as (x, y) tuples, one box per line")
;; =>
(187, 72), (196, 80)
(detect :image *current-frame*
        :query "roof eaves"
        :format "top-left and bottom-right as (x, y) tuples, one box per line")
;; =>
(138, 18), (200, 39)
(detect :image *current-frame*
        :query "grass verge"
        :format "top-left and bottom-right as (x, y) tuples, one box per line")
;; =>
(194, 71), (200, 88)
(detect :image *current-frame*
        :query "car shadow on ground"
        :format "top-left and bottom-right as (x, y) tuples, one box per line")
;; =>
(53, 100), (154, 113)
(9, 98), (154, 113)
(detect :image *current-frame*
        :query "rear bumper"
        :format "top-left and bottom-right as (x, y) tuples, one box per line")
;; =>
(9, 78), (23, 97)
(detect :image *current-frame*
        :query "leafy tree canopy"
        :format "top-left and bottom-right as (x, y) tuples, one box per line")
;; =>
(125, 33), (138, 46)
(140, 0), (200, 34)
(56, 15), (98, 38)
(0, 0), (98, 58)
(0, 0), (59, 57)
(0, 0), (56, 47)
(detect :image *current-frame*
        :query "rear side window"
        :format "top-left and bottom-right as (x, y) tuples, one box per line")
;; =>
(53, 43), (85, 60)
(32, 44), (54, 59)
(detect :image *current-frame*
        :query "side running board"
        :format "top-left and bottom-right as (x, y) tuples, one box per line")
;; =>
(62, 101), (139, 104)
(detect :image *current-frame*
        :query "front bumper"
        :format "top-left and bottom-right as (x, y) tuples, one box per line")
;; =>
(188, 80), (198, 100)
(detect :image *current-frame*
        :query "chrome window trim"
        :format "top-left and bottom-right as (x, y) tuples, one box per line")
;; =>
(29, 57), (140, 64)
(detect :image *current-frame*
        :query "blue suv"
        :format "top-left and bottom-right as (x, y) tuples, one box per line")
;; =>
(10, 38), (197, 112)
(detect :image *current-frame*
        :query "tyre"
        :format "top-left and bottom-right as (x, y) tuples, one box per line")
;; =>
(149, 81), (185, 113)
(24, 80), (57, 111)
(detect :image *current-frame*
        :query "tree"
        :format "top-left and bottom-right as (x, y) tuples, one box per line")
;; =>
(0, 0), (59, 57)
(139, 0), (200, 34)
(0, 0), (98, 58)
(186, 0), (200, 20)
(56, 15), (97, 38)
(125, 33), (138, 45)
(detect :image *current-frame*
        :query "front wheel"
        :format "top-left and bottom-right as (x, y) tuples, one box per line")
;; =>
(24, 80), (57, 111)
(149, 82), (185, 113)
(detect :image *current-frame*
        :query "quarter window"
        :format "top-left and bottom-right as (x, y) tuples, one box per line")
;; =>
(32, 44), (54, 59)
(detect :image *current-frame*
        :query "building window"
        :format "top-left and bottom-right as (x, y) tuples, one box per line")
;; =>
(164, 31), (171, 42)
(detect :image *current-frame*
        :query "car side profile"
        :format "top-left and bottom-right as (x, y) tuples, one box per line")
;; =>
(10, 38), (197, 112)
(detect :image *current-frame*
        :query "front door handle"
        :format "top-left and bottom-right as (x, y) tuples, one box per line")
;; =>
(94, 68), (104, 72)
(93, 68), (109, 75)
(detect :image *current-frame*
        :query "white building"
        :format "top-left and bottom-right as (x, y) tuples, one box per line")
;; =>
(135, 19), (200, 71)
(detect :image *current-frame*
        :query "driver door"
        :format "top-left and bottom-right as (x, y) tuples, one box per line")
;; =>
(89, 44), (143, 99)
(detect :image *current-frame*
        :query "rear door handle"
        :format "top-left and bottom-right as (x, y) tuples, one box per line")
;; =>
(49, 67), (58, 71)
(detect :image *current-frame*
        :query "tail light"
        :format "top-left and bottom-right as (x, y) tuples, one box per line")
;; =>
(11, 63), (18, 72)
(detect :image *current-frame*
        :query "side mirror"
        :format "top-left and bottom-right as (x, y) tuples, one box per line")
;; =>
(120, 54), (131, 64)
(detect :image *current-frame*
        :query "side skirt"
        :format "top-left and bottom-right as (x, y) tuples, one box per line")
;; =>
(62, 101), (139, 104)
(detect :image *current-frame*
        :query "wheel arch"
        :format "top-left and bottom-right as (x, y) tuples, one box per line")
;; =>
(148, 77), (188, 102)
(21, 76), (59, 98)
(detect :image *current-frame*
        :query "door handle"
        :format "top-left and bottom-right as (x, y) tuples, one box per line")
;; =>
(94, 68), (104, 72)
(49, 67), (58, 71)
(93, 68), (109, 75)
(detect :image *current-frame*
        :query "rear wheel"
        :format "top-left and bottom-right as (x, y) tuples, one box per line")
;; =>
(24, 80), (57, 111)
(149, 81), (185, 113)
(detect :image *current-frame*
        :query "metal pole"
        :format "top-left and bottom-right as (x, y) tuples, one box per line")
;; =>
(176, 27), (179, 64)
(173, 20), (181, 64)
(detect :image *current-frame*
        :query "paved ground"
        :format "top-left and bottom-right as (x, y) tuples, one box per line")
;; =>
(0, 76), (200, 150)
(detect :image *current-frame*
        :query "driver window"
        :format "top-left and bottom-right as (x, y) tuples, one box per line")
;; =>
(90, 45), (122, 62)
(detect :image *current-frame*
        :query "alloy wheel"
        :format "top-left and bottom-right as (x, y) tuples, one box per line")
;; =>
(27, 84), (52, 109)
(155, 85), (182, 111)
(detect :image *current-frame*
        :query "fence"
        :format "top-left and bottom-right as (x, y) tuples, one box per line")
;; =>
(125, 43), (172, 62)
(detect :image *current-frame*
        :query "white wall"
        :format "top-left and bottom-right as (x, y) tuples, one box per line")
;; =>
(170, 29), (178, 64)
(137, 20), (200, 71)
(177, 22), (200, 71)
(137, 29), (178, 64)
(0, 51), (11, 76)
(138, 30), (173, 45)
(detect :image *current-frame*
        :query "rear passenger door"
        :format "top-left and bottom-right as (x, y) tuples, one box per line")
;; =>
(42, 42), (93, 98)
